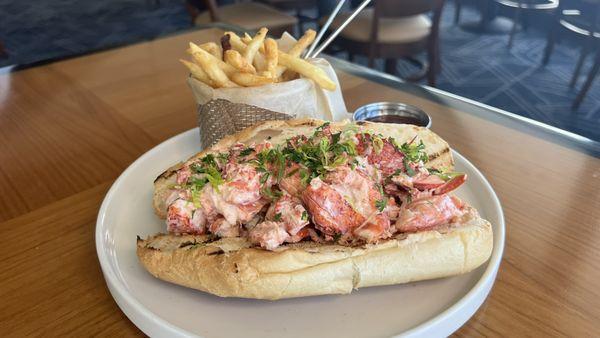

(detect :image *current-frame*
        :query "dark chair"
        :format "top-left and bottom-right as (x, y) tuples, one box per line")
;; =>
(542, 0), (600, 108)
(454, 0), (463, 24)
(0, 41), (6, 58)
(493, 0), (559, 48)
(186, 0), (298, 37)
(323, 0), (445, 86)
(258, 0), (318, 32)
(573, 48), (599, 108)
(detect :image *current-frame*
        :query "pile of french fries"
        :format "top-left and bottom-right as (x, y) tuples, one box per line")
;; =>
(180, 28), (336, 91)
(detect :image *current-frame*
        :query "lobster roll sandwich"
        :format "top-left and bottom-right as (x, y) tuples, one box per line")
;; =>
(137, 119), (493, 300)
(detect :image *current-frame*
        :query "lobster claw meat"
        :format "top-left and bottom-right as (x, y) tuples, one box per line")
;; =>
(411, 173), (467, 196)
(433, 173), (467, 195)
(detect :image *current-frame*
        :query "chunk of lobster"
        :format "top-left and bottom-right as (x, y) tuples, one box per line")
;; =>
(395, 195), (465, 233)
(166, 199), (206, 234)
(222, 162), (263, 205)
(390, 172), (467, 200)
(301, 178), (363, 236)
(433, 173), (467, 195)
(287, 227), (311, 243)
(176, 165), (192, 185)
(249, 221), (290, 250)
(266, 193), (309, 236)
(325, 166), (392, 241)
(209, 217), (240, 238)
(354, 213), (392, 242)
(279, 164), (306, 197)
(199, 184), (268, 229)
(356, 133), (405, 177)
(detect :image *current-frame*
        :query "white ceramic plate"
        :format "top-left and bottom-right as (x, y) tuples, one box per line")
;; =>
(96, 128), (505, 338)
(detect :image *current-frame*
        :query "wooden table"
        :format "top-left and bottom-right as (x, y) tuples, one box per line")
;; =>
(1, 27), (599, 337)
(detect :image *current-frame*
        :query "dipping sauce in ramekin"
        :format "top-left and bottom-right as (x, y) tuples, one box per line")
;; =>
(353, 102), (431, 128)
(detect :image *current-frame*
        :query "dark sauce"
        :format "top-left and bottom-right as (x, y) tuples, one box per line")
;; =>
(364, 115), (425, 126)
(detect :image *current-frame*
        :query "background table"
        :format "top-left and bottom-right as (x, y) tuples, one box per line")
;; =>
(1, 27), (599, 336)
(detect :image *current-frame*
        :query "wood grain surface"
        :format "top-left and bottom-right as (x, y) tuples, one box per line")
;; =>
(1, 28), (599, 337)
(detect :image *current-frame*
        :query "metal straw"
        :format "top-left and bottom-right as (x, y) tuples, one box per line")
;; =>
(309, 0), (372, 58)
(304, 0), (346, 59)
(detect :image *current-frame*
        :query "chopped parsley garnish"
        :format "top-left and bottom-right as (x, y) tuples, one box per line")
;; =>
(395, 139), (427, 177)
(333, 233), (342, 242)
(239, 147), (254, 157)
(259, 171), (270, 184)
(403, 158), (416, 177)
(217, 152), (230, 162)
(399, 139), (428, 163)
(301, 211), (308, 221)
(375, 198), (387, 212)
(372, 136), (384, 154)
(261, 186), (282, 200)
(201, 154), (217, 166)
(331, 132), (341, 145)
(286, 168), (299, 177)
(299, 168), (311, 186)
(190, 155), (225, 191)
(315, 121), (330, 131)
(375, 184), (387, 212)
(205, 166), (224, 191)
(190, 185), (202, 208)
(273, 213), (282, 221)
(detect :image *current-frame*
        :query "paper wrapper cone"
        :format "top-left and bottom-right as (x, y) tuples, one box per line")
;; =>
(187, 32), (349, 122)
(197, 99), (293, 148)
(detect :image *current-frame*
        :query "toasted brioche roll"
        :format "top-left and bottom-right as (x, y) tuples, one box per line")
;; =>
(153, 119), (454, 219)
(138, 205), (492, 300)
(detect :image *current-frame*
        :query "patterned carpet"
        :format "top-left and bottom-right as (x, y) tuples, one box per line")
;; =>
(1, 0), (598, 141)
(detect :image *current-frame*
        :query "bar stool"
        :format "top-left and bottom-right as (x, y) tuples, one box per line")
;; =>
(542, 0), (600, 108)
(0, 41), (6, 58)
(493, 0), (559, 49)
(321, 0), (445, 86)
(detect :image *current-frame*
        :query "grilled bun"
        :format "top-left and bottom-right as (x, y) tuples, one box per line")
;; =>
(137, 205), (492, 300)
(141, 119), (493, 300)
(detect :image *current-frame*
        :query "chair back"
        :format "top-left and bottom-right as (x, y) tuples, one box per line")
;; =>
(368, 0), (445, 45)
(202, 0), (220, 22)
(373, 0), (445, 19)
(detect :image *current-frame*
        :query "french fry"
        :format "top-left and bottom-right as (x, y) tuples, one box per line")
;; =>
(230, 72), (275, 87)
(253, 55), (268, 73)
(199, 42), (222, 60)
(288, 29), (316, 58)
(222, 32), (267, 72)
(243, 27), (268, 64)
(278, 51), (336, 91)
(180, 29), (335, 89)
(224, 32), (247, 53)
(191, 46), (238, 88)
(272, 29), (317, 79)
(224, 50), (256, 74)
(180, 59), (214, 86)
(188, 42), (236, 76)
(263, 38), (278, 78)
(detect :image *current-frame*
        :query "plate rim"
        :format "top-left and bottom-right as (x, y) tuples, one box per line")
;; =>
(96, 128), (505, 338)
